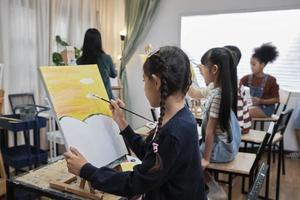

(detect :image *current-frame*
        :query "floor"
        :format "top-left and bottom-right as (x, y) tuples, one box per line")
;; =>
(228, 153), (300, 200)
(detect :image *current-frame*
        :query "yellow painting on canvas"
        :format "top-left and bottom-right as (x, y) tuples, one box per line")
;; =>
(40, 65), (111, 121)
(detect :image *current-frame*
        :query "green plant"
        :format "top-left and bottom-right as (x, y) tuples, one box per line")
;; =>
(52, 35), (82, 66)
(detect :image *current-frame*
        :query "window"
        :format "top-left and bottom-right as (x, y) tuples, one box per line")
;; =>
(181, 9), (300, 90)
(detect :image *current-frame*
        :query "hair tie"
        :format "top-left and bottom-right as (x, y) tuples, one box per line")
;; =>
(148, 49), (159, 57)
(152, 142), (159, 153)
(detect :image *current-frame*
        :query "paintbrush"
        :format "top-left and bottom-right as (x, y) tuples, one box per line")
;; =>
(86, 93), (154, 122)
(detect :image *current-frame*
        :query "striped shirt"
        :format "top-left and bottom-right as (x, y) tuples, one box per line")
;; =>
(237, 83), (251, 133)
(201, 83), (251, 134)
(206, 87), (228, 142)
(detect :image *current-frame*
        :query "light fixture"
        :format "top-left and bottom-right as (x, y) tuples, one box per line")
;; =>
(119, 30), (126, 41)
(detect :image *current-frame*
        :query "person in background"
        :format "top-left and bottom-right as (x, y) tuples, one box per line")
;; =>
(240, 43), (279, 118)
(77, 28), (117, 100)
(224, 45), (251, 134)
(64, 46), (207, 200)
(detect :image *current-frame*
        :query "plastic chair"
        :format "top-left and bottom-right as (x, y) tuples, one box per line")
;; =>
(252, 89), (291, 130)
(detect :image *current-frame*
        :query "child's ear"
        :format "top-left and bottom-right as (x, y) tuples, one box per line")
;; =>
(151, 74), (161, 90)
(212, 64), (219, 74)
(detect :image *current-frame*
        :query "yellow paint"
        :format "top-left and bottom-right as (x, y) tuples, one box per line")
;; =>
(120, 162), (136, 171)
(40, 65), (111, 121)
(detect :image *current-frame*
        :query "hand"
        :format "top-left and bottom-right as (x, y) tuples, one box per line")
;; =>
(201, 158), (210, 170)
(252, 97), (261, 105)
(64, 147), (88, 176)
(109, 99), (128, 130)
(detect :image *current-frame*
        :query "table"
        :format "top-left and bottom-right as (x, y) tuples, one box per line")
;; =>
(6, 159), (123, 200)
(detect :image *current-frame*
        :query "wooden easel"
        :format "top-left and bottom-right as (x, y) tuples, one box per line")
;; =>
(0, 150), (7, 196)
(49, 160), (129, 200)
(50, 176), (104, 200)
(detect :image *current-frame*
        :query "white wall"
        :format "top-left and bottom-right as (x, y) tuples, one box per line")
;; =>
(126, 0), (300, 131)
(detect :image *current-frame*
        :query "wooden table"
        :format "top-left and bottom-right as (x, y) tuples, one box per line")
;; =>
(6, 159), (123, 200)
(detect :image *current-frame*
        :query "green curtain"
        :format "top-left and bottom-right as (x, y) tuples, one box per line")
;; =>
(120, 0), (160, 122)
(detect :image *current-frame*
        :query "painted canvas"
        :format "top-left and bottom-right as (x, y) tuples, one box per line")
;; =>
(40, 65), (128, 167)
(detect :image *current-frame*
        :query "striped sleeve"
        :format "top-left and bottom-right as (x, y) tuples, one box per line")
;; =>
(237, 84), (251, 133)
(209, 94), (221, 119)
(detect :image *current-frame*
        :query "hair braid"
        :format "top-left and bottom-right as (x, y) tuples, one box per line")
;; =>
(143, 46), (191, 174)
(148, 55), (168, 173)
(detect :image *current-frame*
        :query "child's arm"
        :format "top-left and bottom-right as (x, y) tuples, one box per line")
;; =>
(120, 125), (147, 159)
(79, 135), (181, 196)
(108, 55), (117, 78)
(253, 97), (279, 105)
(188, 86), (205, 99)
(202, 117), (218, 168)
(188, 82), (214, 99)
(110, 99), (146, 159)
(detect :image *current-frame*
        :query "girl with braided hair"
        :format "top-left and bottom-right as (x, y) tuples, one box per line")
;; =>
(64, 46), (207, 200)
(241, 43), (279, 118)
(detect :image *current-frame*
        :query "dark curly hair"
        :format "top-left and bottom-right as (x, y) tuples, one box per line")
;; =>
(252, 43), (278, 64)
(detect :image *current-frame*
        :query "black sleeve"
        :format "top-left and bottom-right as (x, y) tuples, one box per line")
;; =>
(107, 55), (117, 78)
(80, 135), (180, 197)
(120, 126), (146, 159)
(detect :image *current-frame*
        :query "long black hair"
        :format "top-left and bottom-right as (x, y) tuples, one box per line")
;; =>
(201, 47), (236, 132)
(252, 43), (278, 64)
(77, 28), (105, 64)
(224, 45), (242, 115)
(143, 46), (192, 173)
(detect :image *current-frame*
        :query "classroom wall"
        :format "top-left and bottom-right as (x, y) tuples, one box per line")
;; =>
(126, 0), (300, 131)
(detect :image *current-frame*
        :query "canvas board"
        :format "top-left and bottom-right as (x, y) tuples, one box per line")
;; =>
(39, 65), (128, 167)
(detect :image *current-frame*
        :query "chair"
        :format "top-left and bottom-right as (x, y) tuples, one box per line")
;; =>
(206, 126), (272, 200)
(247, 163), (269, 200)
(252, 88), (291, 130)
(241, 109), (293, 200)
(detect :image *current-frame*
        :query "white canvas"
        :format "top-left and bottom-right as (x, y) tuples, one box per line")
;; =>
(40, 65), (128, 167)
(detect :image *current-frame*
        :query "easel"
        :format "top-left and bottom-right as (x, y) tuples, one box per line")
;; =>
(48, 158), (128, 200)
(0, 150), (7, 196)
(50, 176), (104, 200)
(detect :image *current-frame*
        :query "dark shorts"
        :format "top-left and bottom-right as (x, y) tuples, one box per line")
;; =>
(259, 104), (275, 117)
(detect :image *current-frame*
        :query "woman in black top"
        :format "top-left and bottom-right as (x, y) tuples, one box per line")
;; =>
(65, 46), (207, 200)
(77, 28), (117, 99)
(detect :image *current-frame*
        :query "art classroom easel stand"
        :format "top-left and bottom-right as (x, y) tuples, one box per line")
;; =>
(0, 150), (7, 196)
(50, 176), (104, 200)
(49, 157), (128, 200)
